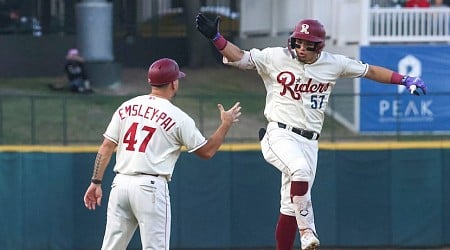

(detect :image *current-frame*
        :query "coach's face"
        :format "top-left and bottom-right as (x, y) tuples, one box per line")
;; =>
(294, 39), (319, 64)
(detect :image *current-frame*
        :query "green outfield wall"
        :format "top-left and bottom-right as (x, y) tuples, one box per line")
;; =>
(0, 141), (449, 250)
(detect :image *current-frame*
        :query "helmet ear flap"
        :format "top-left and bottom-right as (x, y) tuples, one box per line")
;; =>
(288, 38), (297, 59)
(290, 37), (296, 50)
(316, 41), (325, 52)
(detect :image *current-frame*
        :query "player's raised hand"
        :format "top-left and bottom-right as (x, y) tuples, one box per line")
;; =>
(196, 12), (220, 40)
(218, 102), (241, 124)
(84, 183), (103, 210)
(401, 76), (427, 95)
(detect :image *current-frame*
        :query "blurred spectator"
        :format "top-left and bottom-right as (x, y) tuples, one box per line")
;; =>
(0, 2), (19, 31)
(432, 0), (449, 6)
(372, 0), (398, 7)
(64, 48), (92, 93)
(404, 0), (431, 7)
(0, 2), (41, 36)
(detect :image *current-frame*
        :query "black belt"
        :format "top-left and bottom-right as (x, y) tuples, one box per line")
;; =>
(121, 172), (159, 177)
(116, 172), (160, 177)
(140, 173), (159, 177)
(277, 122), (320, 140)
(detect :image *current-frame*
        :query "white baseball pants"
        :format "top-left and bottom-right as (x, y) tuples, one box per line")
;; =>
(101, 174), (170, 250)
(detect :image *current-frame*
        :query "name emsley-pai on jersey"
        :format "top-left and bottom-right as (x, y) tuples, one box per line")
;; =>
(117, 104), (176, 131)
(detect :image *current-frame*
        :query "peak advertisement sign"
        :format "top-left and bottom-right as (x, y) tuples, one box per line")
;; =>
(359, 45), (450, 133)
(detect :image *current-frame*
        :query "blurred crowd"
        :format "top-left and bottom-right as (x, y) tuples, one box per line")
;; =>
(372, 0), (449, 7)
(0, 2), (41, 36)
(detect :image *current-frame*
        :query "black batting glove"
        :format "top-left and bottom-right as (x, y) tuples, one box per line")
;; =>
(196, 13), (220, 40)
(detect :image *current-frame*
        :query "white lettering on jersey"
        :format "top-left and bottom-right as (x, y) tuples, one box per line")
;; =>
(118, 104), (176, 131)
(277, 71), (331, 100)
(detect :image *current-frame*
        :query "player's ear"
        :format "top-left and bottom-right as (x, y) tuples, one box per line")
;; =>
(171, 80), (178, 90)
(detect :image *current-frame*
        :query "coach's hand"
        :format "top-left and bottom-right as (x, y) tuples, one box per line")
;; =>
(219, 102), (241, 125)
(401, 76), (427, 96)
(84, 183), (102, 210)
(196, 13), (220, 40)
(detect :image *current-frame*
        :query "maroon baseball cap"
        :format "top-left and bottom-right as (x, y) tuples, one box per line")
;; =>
(147, 58), (186, 86)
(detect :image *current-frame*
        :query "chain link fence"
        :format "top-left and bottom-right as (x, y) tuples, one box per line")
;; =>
(0, 93), (449, 145)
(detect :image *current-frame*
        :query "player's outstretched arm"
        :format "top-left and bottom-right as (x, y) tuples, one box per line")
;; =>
(365, 65), (427, 95)
(83, 138), (117, 210)
(194, 102), (242, 159)
(195, 13), (244, 62)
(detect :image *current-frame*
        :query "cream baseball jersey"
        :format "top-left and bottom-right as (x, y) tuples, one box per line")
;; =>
(103, 95), (206, 178)
(241, 47), (369, 133)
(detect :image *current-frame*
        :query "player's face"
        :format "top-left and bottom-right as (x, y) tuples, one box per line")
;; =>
(293, 39), (319, 64)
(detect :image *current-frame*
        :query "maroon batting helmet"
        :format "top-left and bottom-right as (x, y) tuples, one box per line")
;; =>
(148, 58), (186, 86)
(290, 19), (326, 52)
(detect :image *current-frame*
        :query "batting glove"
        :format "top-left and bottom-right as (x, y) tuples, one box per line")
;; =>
(401, 76), (427, 96)
(196, 13), (220, 40)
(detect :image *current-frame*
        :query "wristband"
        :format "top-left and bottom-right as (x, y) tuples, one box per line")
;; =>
(390, 72), (404, 84)
(91, 179), (102, 184)
(212, 33), (228, 51)
(212, 32), (221, 41)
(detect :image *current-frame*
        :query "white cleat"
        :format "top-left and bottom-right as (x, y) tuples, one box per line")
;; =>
(301, 229), (320, 250)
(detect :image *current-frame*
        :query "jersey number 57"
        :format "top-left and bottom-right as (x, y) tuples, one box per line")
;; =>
(310, 94), (325, 109)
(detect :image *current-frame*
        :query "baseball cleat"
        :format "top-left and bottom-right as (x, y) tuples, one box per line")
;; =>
(301, 229), (320, 250)
(302, 243), (319, 250)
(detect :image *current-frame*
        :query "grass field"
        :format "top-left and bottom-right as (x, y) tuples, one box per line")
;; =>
(0, 66), (448, 145)
(0, 66), (266, 144)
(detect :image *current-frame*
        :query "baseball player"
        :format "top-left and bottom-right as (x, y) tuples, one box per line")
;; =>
(196, 14), (426, 250)
(83, 58), (242, 250)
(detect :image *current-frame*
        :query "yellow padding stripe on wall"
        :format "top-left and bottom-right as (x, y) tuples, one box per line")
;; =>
(0, 145), (100, 153)
(1, 141), (450, 152)
(319, 141), (450, 150)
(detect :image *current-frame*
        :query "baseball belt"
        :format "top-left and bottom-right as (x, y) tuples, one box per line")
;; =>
(277, 122), (320, 140)
(138, 173), (160, 177)
(138, 173), (171, 182)
(118, 172), (160, 177)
